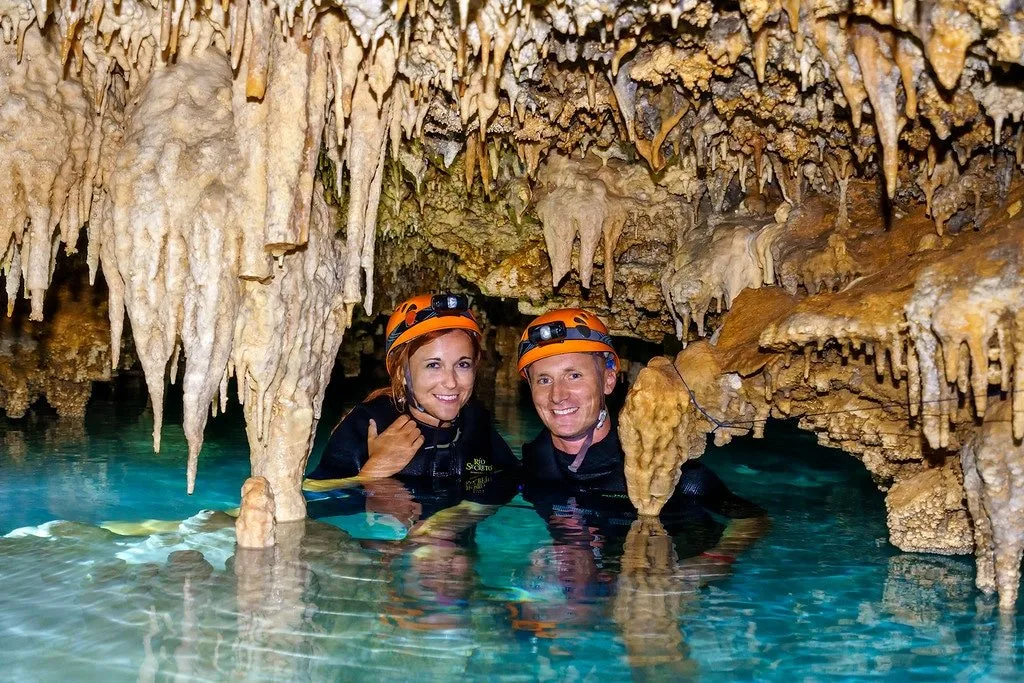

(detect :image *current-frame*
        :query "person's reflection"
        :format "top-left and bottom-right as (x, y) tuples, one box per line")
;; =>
(363, 477), (423, 531)
(514, 483), (768, 673)
(308, 472), (516, 634)
(511, 550), (613, 644)
(381, 541), (476, 632)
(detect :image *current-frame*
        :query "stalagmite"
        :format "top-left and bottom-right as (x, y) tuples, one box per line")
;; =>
(235, 475), (276, 548)
(962, 401), (1024, 610)
(234, 182), (348, 521)
(620, 356), (699, 516)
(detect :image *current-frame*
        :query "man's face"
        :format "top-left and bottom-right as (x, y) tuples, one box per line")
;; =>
(527, 352), (617, 442)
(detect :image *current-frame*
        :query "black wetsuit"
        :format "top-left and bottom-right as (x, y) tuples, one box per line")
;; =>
(308, 395), (520, 482)
(522, 424), (764, 517)
(522, 424), (628, 492)
(522, 425), (766, 568)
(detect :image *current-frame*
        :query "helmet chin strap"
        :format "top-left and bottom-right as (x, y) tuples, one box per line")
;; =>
(566, 406), (607, 473)
(404, 363), (454, 426)
(403, 364), (428, 414)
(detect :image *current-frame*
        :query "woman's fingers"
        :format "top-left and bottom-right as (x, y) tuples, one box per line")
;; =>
(376, 417), (421, 443)
(383, 415), (410, 433)
(364, 416), (423, 476)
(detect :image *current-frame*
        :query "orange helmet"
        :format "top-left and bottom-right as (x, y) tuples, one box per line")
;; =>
(517, 308), (619, 377)
(385, 293), (481, 373)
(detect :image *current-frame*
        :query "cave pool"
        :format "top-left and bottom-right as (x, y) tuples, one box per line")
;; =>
(2, 387), (1023, 681)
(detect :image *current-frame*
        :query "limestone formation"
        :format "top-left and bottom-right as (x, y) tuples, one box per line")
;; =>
(1, 268), (116, 418)
(236, 476), (277, 549)
(622, 186), (1024, 606)
(620, 356), (701, 516)
(885, 465), (973, 556)
(962, 401), (1024, 610)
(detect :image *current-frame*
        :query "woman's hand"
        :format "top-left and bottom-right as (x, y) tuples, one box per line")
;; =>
(359, 416), (424, 478)
(364, 477), (423, 529)
(408, 502), (499, 545)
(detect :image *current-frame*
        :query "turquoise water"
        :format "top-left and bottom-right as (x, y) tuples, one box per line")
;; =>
(2, 390), (1023, 681)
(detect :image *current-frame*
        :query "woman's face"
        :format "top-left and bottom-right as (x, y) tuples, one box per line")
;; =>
(406, 330), (477, 425)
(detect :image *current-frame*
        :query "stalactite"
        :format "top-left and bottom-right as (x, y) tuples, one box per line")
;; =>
(962, 400), (1024, 611)
(922, 2), (980, 91)
(534, 153), (634, 293)
(340, 35), (396, 320)
(852, 23), (905, 200)
(101, 48), (241, 483)
(1, 30), (91, 321)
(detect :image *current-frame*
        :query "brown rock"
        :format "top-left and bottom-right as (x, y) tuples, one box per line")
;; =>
(236, 476), (277, 549)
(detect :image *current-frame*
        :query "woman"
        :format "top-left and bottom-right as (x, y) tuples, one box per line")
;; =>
(307, 293), (519, 482)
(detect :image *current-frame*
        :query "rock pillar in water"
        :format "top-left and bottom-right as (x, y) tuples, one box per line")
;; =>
(962, 400), (1024, 611)
(236, 476), (277, 549)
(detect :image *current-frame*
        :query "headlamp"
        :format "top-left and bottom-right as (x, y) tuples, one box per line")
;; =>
(527, 321), (567, 345)
(431, 293), (469, 313)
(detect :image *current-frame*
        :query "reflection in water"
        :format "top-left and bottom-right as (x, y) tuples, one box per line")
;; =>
(881, 554), (1024, 676)
(882, 554), (974, 628)
(382, 542), (475, 633)
(4, 425), (28, 462)
(4, 414), (89, 464)
(9, 404), (1024, 680)
(614, 517), (699, 676)
(231, 521), (318, 679)
(306, 478), (519, 677)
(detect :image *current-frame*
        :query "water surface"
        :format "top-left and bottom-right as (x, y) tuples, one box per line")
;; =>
(2, 392), (1023, 681)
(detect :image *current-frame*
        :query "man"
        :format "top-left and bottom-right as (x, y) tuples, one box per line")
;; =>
(512, 308), (768, 654)
(516, 307), (764, 518)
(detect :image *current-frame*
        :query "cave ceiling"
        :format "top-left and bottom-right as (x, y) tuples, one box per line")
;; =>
(2, 1), (1023, 328)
